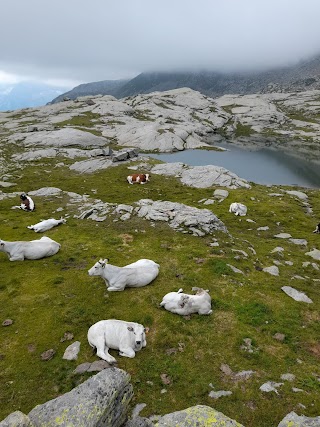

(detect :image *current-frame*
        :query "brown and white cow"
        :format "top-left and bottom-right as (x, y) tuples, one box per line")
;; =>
(127, 173), (150, 185)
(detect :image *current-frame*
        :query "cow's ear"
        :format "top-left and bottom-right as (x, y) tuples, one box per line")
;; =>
(104, 258), (109, 264)
(144, 327), (150, 334)
(127, 326), (134, 332)
(98, 259), (106, 267)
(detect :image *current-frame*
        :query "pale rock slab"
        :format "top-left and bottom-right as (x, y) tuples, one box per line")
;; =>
(281, 286), (313, 303)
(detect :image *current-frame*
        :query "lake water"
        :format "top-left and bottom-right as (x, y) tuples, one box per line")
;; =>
(148, 143), (320, 188)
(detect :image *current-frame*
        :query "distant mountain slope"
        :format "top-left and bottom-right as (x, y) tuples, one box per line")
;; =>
(115, 55), (320, 98)
(0, 82), (68, 111)
(50, 79), (129, 103)
(50, 53), (320, 103)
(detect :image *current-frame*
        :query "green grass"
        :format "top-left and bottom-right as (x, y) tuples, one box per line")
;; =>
(0, 156), (320, 426)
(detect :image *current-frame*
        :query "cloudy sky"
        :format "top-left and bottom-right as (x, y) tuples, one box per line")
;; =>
(1, 0), (320, 87)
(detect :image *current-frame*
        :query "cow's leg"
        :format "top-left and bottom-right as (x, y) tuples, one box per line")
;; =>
(9, 254), (25, 261)
(198, 308), (213, 315)
(119, 347), (136, 358)
(95, 340), (117, 363)
(107, 281), (126, 291)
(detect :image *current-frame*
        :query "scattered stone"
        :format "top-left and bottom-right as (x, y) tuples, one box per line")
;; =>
(289, 238), (308, 246)
(259, 381), (283, 394)
(305, 248), (320, 261)
(160, 374), (172, 385)
(208, 390), (232, 399)
(2, 319), (13, 326)
(285, 261), (293, 266)
(73, 363), (91, 375)
(263, 266), (279, 276)
(273, 333), (286, 342)
(234, 370), (255, 380)
(60, 331), (74, 342)
(281, 373), (296, 382)
(246, 218), (256, 223)
(87, 360), (114, 372)
(227, 264), (244, 274)
(160, 389), (167, 394)
(291, 275), (306, 280)
(27, 344), (36, 353)
(63, 341), (81, 361)
(271, 246), (284, 254)
(220, 364), (233, 376)
(257, 226), (269, 231)
(40, 349), (56, 361)
(240, 338), (257, 353)
(281, 286), (313, 303)
(292, 387), (304, 393)
(286, 190), (308, 201)
(274, 233), (292, 239)
(213, 189), (229, 200)
(231, 249), (248, 257)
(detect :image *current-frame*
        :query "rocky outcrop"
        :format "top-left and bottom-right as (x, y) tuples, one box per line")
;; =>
(151, 162), (250, 189)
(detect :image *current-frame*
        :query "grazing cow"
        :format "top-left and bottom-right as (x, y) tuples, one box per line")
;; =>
(160, 287), (212, 316)
(88, 319), (148, 363)
(88, 258), (160, 291)
(313, 223), (320, 234)
(229, 202), (247, 216)
(0, 236), (60, 261)
(27, 217), (66, 233)
(127, 173), (150, 185)
(17, 193), (35, 211)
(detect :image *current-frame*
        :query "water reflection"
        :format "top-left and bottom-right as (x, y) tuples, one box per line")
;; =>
(148, 144), (320, 188)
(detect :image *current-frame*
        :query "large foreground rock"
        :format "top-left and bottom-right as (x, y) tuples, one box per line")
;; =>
(277, 411), (320, 426)
(28, 368), (133, 427)
(155, 405), (244, 426)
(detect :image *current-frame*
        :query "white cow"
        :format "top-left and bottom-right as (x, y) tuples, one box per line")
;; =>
(160, 287), (212, 315)
(27, 217), (66, 233)
(88, 319), (148, 363)
(88, 258), (160, 291)
(0, 236), (60, 261)
(229, 202), (247, 216)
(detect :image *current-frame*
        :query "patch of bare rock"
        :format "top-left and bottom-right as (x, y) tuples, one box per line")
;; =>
(151, 162), (250, 189)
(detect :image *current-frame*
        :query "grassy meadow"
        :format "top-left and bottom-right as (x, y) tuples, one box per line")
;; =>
(0, 154), (320, 426)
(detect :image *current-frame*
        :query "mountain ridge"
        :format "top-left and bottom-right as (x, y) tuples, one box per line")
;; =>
(50, 54), (320, 103)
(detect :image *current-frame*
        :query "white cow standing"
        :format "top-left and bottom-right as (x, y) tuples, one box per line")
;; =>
(229, 202), (247, 216)
(27, 217), (66, 233)
(88, 258), (160, 291)
(0, 236), (61, 261)
(160, 287), (212, 315)
(88, 319), (148, 363)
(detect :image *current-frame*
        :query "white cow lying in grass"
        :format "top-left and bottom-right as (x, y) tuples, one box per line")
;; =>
(88, 258), (160, 291)
(27, 217), (66, 232)
(88, 319), (148, 363)
(160, 287), (212, 315)
(229, 202), (247, 216)
(0, 236), (61, 261)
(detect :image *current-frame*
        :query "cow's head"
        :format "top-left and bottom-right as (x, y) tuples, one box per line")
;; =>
(179, 295), (190, 308)
(20, 193), (27, 201)
(88, 258), (109, 276)
(0, 240), (5, 251)
(127, 323), (149, 350)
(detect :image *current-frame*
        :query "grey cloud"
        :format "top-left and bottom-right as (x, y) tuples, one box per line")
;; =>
(1, 0), (320, 84)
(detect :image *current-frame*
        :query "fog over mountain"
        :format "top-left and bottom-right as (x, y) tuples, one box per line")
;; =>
(51, 53), (320, 103)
